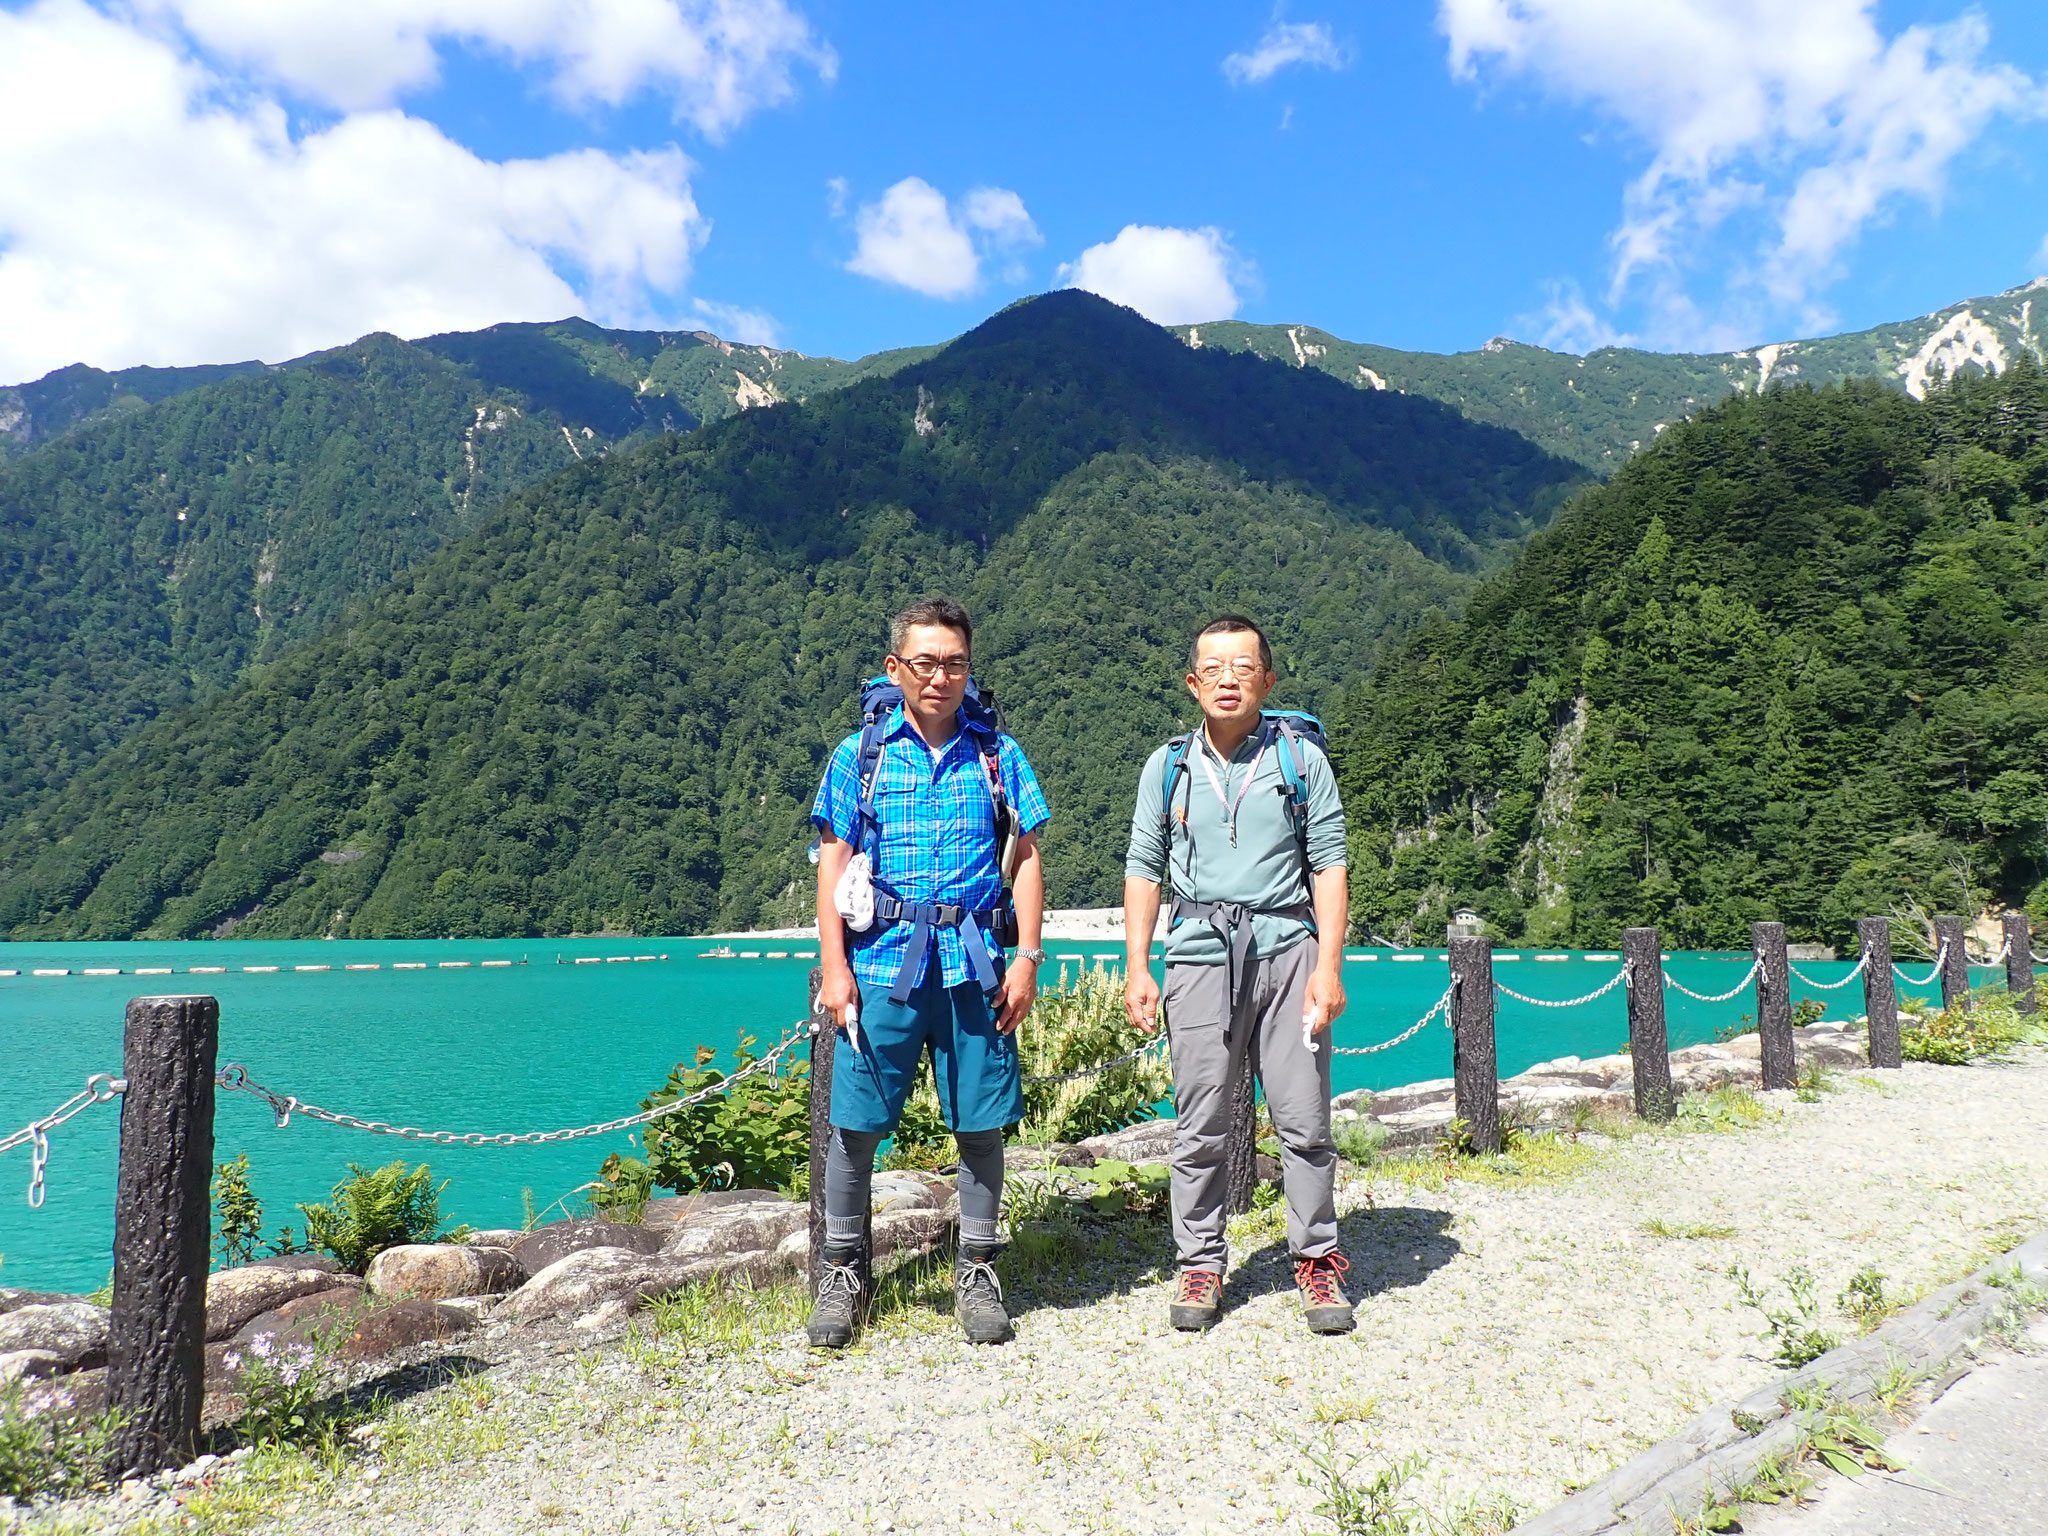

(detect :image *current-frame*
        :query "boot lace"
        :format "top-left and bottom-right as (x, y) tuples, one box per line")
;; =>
(957, 1259), (1004, 1302)
(817, 1260), (862, 1302)
(1294, 1253), (1350, 1307)
(1175, 1269), (1221, 1306)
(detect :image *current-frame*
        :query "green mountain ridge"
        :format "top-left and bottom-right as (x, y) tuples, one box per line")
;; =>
(0, 291), (1584, 939)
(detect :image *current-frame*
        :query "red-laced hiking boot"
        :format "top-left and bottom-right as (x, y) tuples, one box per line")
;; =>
(1169, 1268), (1223, 1331)
(1295, 1253), (1355, 1334)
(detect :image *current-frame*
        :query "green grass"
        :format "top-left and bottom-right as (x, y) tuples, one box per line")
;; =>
(1642, 1218), (1740, 1240)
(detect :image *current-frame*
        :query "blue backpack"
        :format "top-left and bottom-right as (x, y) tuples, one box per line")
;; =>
(1158, 710), (1326, 892)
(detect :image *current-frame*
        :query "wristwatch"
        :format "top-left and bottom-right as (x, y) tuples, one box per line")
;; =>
(1015, 946), (1048, 965)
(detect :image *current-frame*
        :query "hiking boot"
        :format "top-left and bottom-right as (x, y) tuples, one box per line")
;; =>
(1168, 1268), (1222, 1331)
(955, 1252), (1012, 1345)
(1295, 1253), (1355, 1334)
(806, 1257), (863, 1349)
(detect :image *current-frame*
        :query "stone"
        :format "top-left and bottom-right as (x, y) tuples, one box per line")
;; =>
(775, 1227), (809, 1269)
(511, 1218), (665, 1275)
(508, 1247), (710, 1325)
(366, 1244), (524, 1302)
(1077, 1121), (1176, 1162)
(206, 1263), (361, 1341)
(661, 1201), (808, 1260)
(870, 1172), (952, 1211)
(0, 1288), (76, 1316)
(0, 1349), (65, 1384)
(21, 1365), (106, 1421)
(333, 1299), (476, 1362)
(232, 1288), (369, 1349)
(872, 1206), (952, 1260)
(640, 1189), (788, 1231)
(462, 1228), (527, 1249)
(0, 1302), (110, 1369)
(243, 1253), (343, 1276)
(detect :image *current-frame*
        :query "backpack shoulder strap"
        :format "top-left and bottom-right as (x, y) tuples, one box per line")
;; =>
(852, 692), (898, 860)
(1158, 734), (1195, 857)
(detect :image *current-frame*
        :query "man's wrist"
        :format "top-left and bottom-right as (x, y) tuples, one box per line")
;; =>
(1014, 946), (1046, 966)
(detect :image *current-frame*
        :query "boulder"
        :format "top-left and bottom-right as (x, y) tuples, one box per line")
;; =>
(206, 1263), (361, 1341)
(641, 1189), (788, 1232)
(333, 1299), (476, 1362)
(508, 1247), (710, 1325)
(511, 1219), (664, 1275)
(1077, 1121), (1176, 1163)
(233, 1288), (368, 1350)
(243, 1253), (343, 1276)
(21, 1365), (105, 1421)
(775, 1227), (809, 1270)
(462, 1228), (528, 1249)
(872, 1206), (952, 1260)
(0, 1288), (77, 1316)
(0, 1349), (66, 1384)
(870, 1172), (952, 1212)
(0, 1302), (110, 1369)
(366, 1244), (523, 1302)
(661, 1202), (808, 1260)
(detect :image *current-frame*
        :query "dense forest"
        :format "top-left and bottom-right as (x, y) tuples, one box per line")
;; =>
(1337, 365), (2048, 950)
(0, 292), (1582, 939)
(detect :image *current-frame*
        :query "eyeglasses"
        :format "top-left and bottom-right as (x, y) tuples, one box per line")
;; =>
(1192, 658), (1266, 684)
(894, 655), (970, 680)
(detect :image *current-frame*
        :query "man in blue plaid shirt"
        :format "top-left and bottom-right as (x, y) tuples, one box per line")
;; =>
(808, 597), (1050, 1349)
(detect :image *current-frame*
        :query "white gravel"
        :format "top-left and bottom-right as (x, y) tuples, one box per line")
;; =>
(36, 1052), (2048, 1536)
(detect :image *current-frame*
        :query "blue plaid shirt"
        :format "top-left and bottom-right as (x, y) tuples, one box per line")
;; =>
(812, 705), (1050, 990)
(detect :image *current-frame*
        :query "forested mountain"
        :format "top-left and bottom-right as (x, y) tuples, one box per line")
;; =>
(1177, 277), (2048, 472)
(0, 292), (1584, 940)
(0, 359), (267, 459)
(1336, 365), (2048, 951)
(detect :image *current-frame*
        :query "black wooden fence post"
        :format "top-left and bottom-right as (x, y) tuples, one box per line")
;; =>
(805, 967), (830, 1296)
(1448, 935), (1500, 1154)
(107, 995), (217, 1478)
(1934, 914), (1969, 1010)
(1752, 922), (1794, 1091)
(1622, 928), (1673, 1122)
(1223, 1036), (1261, 1216)
(2003, 912), (2035, 1016)
(1858, 918), (1901, 1069)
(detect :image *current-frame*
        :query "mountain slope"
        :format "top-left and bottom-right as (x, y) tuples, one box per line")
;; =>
(0, 292), (1585, 939)
(1334, 363), (2048, 951)
(0, 358), (268, 459)
(1176, 277), (2048, 472)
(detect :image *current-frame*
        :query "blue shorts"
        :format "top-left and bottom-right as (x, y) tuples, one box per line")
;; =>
(830, 968), (1024, 1135)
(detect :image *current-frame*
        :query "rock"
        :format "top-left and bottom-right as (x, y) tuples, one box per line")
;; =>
(462, 1228), (528, 1249)
(232, 1288), (368, 1349)
(366, 1243), (523, 1302)
(1002, 1143), (1097, 1169)
(508, 1247), (710, 1325)
(640, 1189), (788, 1232)
(333, 1299), (476, 1362)
(206, 1263), (361, 1341)
(243, 1253), (343, 1276)
(870, 1171), (954, 1211)
(775, 1227), (809, 1269)
(662, 1201), (808, 1259)
(0, 1288), (77, 1316)
(1077, 1121), (1177, 1162)
(21, 1365), (106, 1421)
(0, 1302), (109, 1369)
(0, 1349), (65, 1384)
(511, 1218), (665, 1274)
(434, 1296), (497, 1325)
(872, 1206), (952, 1260)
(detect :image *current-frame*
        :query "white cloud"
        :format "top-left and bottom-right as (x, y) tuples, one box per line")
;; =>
(1057, 225), (1243, 326)
(0, 0), (707, 380)
(1440, 0), (2047, 346)
(844, 177), (1040, 300)
(135, 0), (835, 136)
(691, 298), (780, 346)
(1223, 20), (1345, 85)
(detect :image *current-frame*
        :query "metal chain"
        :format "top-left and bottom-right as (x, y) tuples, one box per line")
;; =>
(1892, 941), (1950, 988)
(1495, 965), (1629, 1009)
(1787, 950), (1871, 991)
(0, 1075), (126, 1207)
(1964, 939), (2011, 968)
(1663, 957), (1763, 1004)
(1022, 1033), (1168, 1086)
(217, 1024), (810, 1146)
(1330, 983), (1457, 1056)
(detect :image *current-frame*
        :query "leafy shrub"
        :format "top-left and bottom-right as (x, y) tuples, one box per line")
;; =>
(221, 1332), (330, 1448)
(586, 1151), (654, 1223)
(1792, 998), (1827, 1029)
(1841, 1267), (1888, 1327)
(212, 1152), (264, 1268)
(1730, 1264), (1838, 1368)
(0, 1385), (124, 1499)
(1016, 966), (1173, 1143)
(1333, 1117), (1389, 1166)
(298, 1160), (452, 1272)
(1901, 990), (2041, 1064)
(1061, 1159), (1171, 1216)
(637, 1033), (811, 1194)
(1677, 1085), (1776, 1132)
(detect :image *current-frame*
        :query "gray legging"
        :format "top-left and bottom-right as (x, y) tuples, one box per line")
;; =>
(823, 1125), (1004, 1257)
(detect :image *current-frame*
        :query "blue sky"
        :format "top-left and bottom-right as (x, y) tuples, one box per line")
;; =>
(2, 1), (2046, 379)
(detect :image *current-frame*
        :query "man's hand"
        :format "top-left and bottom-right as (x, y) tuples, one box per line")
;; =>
(1125, 969), (1162, 1034)
(994, 959), (1038, 1034)
(1304, 963), (1346, 1036)
(818, 962), (861, 1036)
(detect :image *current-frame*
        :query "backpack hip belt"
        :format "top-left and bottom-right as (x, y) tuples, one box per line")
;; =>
(873, 890), (1017, 1004)
(1170, 897), (1315, 1042)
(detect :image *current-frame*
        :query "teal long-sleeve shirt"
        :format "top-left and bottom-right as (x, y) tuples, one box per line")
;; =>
(1125, 726), (1348, 965)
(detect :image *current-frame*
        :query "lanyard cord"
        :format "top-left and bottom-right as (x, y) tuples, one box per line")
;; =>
(1194, 732), (1266, 849)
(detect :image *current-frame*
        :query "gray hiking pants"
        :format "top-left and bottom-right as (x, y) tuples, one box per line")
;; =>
(1164, 937), (1337, 1270)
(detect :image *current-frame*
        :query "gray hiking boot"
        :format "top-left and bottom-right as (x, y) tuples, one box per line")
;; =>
(1295, 1253), (1356, 1335)
(954, 1252), (1012, 1345)
(806, 1257), (862, 1349)
(1169, 1267), (1223, 1331)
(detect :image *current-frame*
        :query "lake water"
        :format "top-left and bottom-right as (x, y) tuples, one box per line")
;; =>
(0, 938), (1960, 1292)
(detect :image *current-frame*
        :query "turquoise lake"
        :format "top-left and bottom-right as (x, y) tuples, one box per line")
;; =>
(0, 938), (1968, 1292)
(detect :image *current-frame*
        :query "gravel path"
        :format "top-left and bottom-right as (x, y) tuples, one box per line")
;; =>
(39, 1052), (2048, 1536)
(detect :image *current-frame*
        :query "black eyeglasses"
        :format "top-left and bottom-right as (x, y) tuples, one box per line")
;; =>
(894, 655), (970, 680)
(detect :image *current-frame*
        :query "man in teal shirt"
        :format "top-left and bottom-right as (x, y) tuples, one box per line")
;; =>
(1123, 615), (1354, 1334)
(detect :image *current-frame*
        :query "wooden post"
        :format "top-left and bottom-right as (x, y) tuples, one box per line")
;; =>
(1622, 928), (1673, 1122)
(1448, 935), (1500, 1154)
(1858, 918), (1901, 1069)
(805, 966), (831, 1296)
(1935, 914), (1969, 1011)
(2003, 912), (2035, 1016)
(1223, 1035), (1260, 1216)
(107, 995), (217, 1478)
(1752, 922), (1794, 1091)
